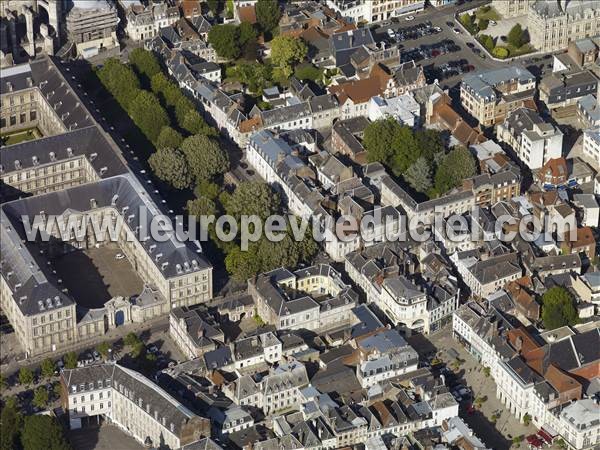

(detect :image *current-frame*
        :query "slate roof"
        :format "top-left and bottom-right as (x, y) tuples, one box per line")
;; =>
(1, 174), (211, 295)
(63, 363), (198, 436)
(1, 58), (94, 131)
(0, 126), (127, 179)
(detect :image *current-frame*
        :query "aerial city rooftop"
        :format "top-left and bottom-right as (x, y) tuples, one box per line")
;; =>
(0, 1), (598, 450)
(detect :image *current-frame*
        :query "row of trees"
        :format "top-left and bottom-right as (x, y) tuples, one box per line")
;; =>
(1, 398), (71, 450)
(185, 180), (317, 281)
(363, 118), (477, 197)
(97, 49), (214, 148)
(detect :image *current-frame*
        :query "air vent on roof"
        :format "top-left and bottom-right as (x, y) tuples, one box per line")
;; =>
(99, 167), (107, 175)
(176, 264), (183, 274)
(38, 300), (45, 311)
(54, 296), (61, 306)
(161, 262), (169, 271)
(14, 160), (21, 170)
(67, 147), (73, 157)
(49, 151), (56, 161)
(183, 262), (190, 272)
(89, 152), (98, 162)
(32, 156), (39, 166)
(111, 195), (119, 206)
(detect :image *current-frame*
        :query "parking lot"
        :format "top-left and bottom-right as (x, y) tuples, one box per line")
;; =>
(371, 8), (503, 89)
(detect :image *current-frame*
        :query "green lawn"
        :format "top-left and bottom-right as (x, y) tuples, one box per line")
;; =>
(506, 43), (535, 57)
(475, 6), (500, 21)
(0, 128), (41, 146)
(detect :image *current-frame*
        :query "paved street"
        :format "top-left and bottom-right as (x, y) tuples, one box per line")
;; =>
(426, 326), (540, 450)
(68, 424), (143, 450)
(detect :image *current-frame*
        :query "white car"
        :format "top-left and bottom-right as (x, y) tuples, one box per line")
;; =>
(115, 253), (126, 260)
(453, 28), (461, 34)
(490, 20), (497, 26)
(387, 29), (396, 38)
(405, 15), (415, 21)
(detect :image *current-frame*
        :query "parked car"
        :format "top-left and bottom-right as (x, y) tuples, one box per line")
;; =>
(405, 15), (415, 21)
(115, 253), (125, 260)
(453, 28), (461, 34)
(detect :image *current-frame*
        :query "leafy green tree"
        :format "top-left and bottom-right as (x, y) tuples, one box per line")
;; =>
(208, 24), (241, 60)
(129, 48), (162, 88)
(256, 0), (281, 36)
(492, 47), (510, 58)
(21, 415), (72, 450)
(151, 72), (182, 108)
(507, 23), (528, 48)
(124, 332), (141, 347)
(96, 342), (111, 359)
(390, 125), (421, 174)
(187, 196), (217, 218)
(404, 157), (433, 194)
(0, 373), (6, 391)
(156, 126), (184, 150)
(1, 397), (23, 450)
(234, 62), (273, 94)
(415, 129), (445, 161)
(523, 413), (532, 426)
(434, 146), (477, 195)
(63, 352), (78, 370)
(194, 180), (221, 201)
(174, 96), (196, 125)
(32, 387), (49, 409)
(478, 34), (495, 52)
(223, 181), (280, 221)
(270, 35), (308, 77)
(225, 245), (263, 281)
(294, 63), (323, 82)
(478, 18), (489, 31)
(541, 286), (579, 330)
(181, 110), (215, 136)
(18, 367), (33, 386)
(181, 134), (229, 182)
(238, 21), (258, 48)
(364, 118), (403, 164)
(40, 358), (55, 379)
(131, 341), (146, 359)
(129, 90), (170, 144)
(459, 13), (478, 34)
(207, 0), (221, 15)
(96, 58), (141, 110)
(149, 147), (192, 190)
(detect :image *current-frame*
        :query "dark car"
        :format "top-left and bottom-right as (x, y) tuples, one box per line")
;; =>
(466, 42), (475, 48)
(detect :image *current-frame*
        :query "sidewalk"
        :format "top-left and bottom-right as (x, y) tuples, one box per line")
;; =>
(0, 316), (169, 377)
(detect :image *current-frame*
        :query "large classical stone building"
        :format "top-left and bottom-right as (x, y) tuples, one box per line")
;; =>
(61, 363), (210, 447)
(528, 1), (600, 53)
(0, 57), (213, 357)
(492, 1), (600, 53)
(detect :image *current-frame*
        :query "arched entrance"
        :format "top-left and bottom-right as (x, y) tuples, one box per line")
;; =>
(115, 310), (125, 326)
